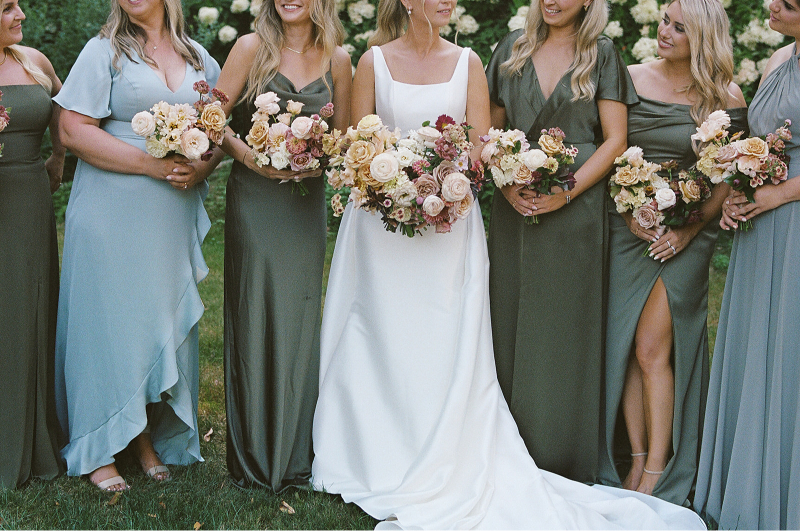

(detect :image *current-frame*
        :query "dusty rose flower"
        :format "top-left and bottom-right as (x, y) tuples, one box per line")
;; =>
(481, 142), (499, 163)
(422, 194), (445, 216)
(290, 152), (318, 171)
(441, 172), (471, 202)
(291, 116), (314, 140)
(716, 143), (738, 163)
(634, 204), (659, 229)
(131, 111), (156, 137)
(414, 175), (440, 198)
(370, 152), (399, 183)
(432, 160), (458, 184)
(678, 179), (702, 203)
(207, 128), (224, 145)
(285, 133), (308, 155)
(180, 128), (210, 160)
(319, 102), (334, 119)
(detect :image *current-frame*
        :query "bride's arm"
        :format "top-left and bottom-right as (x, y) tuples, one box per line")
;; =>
(465, 50), (490, 148)
(350, 49), (376, 126)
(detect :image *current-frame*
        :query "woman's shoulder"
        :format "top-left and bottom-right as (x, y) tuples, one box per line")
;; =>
(761, 43), (797, 79)
(493, 29), (524, 58)
(726, 81), (747, 109)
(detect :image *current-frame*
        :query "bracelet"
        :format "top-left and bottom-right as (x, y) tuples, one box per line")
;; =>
(241, 150), (248, 165)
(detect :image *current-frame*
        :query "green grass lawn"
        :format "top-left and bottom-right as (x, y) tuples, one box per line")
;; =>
(1, 160), (732, 529)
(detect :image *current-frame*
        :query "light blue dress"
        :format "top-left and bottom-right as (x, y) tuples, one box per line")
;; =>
(695, 48), (800, 529)
(53, 37), (220, 476)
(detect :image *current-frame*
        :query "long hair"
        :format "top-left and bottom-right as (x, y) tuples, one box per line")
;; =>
(98, 0), (204, 71)
(5, 45), (52, 93)
(674, 0), (735, 125)
(501, 0), (609, 102)
(242, 0), (344, 104)
(368, 0), (409, 47)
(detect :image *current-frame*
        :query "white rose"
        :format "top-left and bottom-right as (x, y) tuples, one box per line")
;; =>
(131, 111), (156, 137)
(392, 147), (417, 168)
(286, 100), (305, 115)
(180, 128), (210, 160)
(490, 165), (514, 188)
(271, 148), (290, 170)
(370, 152), (400, 183)
(290, 116), (314, 140)
(230, 0), (249, 13)
(197, 6), (219, 25)
(254, 92), (280, 114)
(218, 25), (238, 44)
(416, 126), (442, 147)
(145, 136), (170, 158)
(521, 149), (548, 170)
(422, 195), (445, 217)
(441, 172), (471, 202)
(655, 187), (677, 210)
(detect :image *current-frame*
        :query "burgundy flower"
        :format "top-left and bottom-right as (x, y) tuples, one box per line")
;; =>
(435, 114), (456, 131)
(193, 80), (210, 95)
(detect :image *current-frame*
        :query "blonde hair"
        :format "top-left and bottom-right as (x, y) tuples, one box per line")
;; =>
(98, 0), (204, 71)
(5, 45), (52, 93)
(501, 0), (608, 102)
(242, 0), (344, 104)
(673, 0), (735, 125)
(369, 0), (443, 48)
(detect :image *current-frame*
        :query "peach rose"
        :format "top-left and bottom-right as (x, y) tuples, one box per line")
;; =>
(422, 194), (446, 217)
(613, 165), (640, 186)
(291, 116), (314, 140)
(345, 140), (377, 168)
(538, 134), (564, 156)
(246, 120), (270, 149)
(433, 160), (458, 184)
(180, 128), (210, 160)
(199, 102), (227, 135)
(735, 137), (769, 159)
(678, 179), (702, 203)
(453, 192), (474, 219)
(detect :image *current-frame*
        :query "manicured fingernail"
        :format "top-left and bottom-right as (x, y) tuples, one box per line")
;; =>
(661, 258), (665, 262)
(648, 252), (654, 257)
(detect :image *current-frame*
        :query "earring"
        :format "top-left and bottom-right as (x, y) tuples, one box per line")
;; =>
(584, 3), (589, 10)
(407, 7), (412, 15)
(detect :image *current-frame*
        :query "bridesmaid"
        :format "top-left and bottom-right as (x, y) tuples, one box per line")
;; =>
(695, 0), (800, 527)
(0, 0), (65, 489)
(598, 0), (746, 504)
(486, 0), (635, 482)
(215, 0), (350, 491)
(55, 0), (223, 491)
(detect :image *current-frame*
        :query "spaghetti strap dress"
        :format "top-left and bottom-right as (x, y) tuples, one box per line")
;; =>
(694, 47), (800, 530)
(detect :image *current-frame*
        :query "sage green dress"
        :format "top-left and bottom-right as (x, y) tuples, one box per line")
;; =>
(0, 84), (64, 488)
(486, 31), (638, 483)
(598, 97), (748, 506)
(224, 72), (330, 491)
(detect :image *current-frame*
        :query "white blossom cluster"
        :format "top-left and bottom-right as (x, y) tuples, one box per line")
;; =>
(630, 0), (661, 25)
(632, 37), (658, 63)
(604, 20), (623, 40)
(738, 18), (785, 49)
(347, 0), (375, 26)
(507, 6), (529, 32)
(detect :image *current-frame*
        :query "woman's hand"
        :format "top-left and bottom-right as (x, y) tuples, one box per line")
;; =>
(647, 225), (698, 262)
(724, 186), (786, 224)
(500, 183), (536, 217)
(45, 153), (65, 193)
(245, 156), (323, 181)
(621, 211), (660, 243)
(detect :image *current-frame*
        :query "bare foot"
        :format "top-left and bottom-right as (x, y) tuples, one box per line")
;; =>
(622, 453), (646, 491)
(89, 463), (129, 492)
(131, 432), (170, 481)
(636, 467), (664, 496)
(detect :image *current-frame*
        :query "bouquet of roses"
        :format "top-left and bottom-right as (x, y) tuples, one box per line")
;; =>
(131, 81), (228, 161)
(326, 114), (484, 237)
(482, 126), (577, 224)
(245, 91), (335, 195)
(610, 146), (712, 254)
(0, 90), (10, 157)
(691, 109), (792, 230)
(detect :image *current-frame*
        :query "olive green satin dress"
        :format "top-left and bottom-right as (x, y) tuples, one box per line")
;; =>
(224, 72), (331, 491)
(0, 84), (64, 488)
(598, 97), (748, 506)
(486, 31), (638, 483)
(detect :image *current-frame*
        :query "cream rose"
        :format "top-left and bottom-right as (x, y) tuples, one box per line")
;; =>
(180, 128), (210, 160)
(679, 179), (702, 203)
(441, 172), (471, 202)
(422, 194), (446, 216)
(370, 152), (400, 183)
(621, 145), (644, 166)
(453, 192), (474, 219)
(345, 140), (377, 168)
(417, 126), (442, 147)
(655, 187), (677, 210)
(246, 120), (270, 149)
(414, 175), (440, 198)
(538, 134), (564, 155)
(613, 166), (640, 186)
(491, 165), (514, 188)
(254, 92), (280, 115)
(291, 116), (314, 140)
(735, 136), (769, 159)
(521, 148), (548, 170)
(433, 160), (458, 184)
(286, 100), (305, 115)
(131, 111), (156, 137)
(357, 114), (383, 135)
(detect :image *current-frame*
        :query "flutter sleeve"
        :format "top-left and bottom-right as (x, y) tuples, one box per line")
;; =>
(53, 37), (115, 119)
(594, 36), (639, 106)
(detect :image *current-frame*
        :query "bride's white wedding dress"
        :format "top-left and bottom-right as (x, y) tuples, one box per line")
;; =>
(311, 45), (705, 530)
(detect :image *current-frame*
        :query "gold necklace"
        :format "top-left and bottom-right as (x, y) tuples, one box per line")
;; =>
(283, 44), (311, 54)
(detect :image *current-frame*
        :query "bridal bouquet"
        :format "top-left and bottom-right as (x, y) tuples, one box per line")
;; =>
(0, 90), (9, 157)
(482, 126), (577, 224)
(327, 114), (484, 237)
(245, 92), (335, 195)
(610, 146), (711, 252)
(131, 81), (228, 161)
(691, 110), (792, 231)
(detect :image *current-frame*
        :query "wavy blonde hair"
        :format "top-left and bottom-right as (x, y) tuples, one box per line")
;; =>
(242, 0), (344, 104)
(98, 0), (204, 71)
(501, 0), (608, 102)
(369, 0), (445, 48)
(5, 45), (52, 93)
(672, 0), (735, 125)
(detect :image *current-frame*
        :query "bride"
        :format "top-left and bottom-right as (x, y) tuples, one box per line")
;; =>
(311, 0), (706, 528)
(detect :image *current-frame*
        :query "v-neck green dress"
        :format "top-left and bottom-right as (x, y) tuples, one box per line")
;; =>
(486, 31), (637, 483)
(224, 71), (331, 491)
